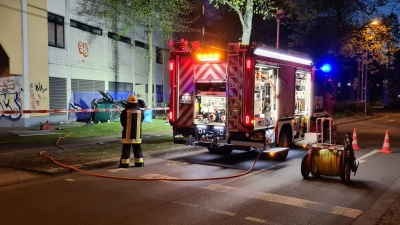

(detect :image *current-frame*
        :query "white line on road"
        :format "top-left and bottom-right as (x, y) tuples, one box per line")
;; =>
(388, 120), (394, 122)
(108, 168), (129, 172)
(202, 184), (363, 219)
(357, 150), (379, 164)
(211, 209), (236, 216)
(245, 217), (266, 224)
(172, 201), (200, 208)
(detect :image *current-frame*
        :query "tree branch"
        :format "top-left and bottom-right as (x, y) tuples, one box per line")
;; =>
(223, 0), (245, 29)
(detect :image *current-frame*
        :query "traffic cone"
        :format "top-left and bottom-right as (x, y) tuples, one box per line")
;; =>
(379, 130), (392, 154)
(352, 128), (361, 150)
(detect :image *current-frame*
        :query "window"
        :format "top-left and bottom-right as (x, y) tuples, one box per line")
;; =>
(145, 84), (154, 93)
(70, 20), (102, 36)
(156, 85), (163, 102)
(108, 82), (133, 92)
(156, 47), (163, 64)
(48, 13), (64, 48)
(135, 40), (149, 49)
(108, 32), (131, 44)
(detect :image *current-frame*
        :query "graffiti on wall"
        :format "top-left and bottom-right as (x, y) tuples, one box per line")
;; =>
(78, 41), (89, 62)
(0, 76), (24, 120)
(32, 82), (47, 107)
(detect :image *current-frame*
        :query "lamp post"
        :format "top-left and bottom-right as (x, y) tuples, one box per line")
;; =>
(364, 53), (368, 116)
(363, 19), (379, 116)
(276, 9), (284, 49)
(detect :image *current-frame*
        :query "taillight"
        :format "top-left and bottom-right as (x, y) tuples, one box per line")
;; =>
(245, 115), (252, 125)
(246, 59), (251, 69)
(170, 61), (174, 71)
(169, 111), (174, 121)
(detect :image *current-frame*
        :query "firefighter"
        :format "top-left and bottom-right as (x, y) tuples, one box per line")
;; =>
(324, 92), (335, 117)
(119, 94), (145, 168)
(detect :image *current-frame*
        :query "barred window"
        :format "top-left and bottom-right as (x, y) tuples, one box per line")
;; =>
(108, 32), (131, 44)
(156, 85), (163, 102)
(70, 20), (102, 36)
(135, 40), (148, 49)
(48, 13), (64, 48)
(156, 47), (163, 64)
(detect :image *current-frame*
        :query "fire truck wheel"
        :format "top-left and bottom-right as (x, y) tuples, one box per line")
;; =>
(277, 149), (289, 161)
(278, 129), (292, 148)
(207, 147), (232, 155)
(301, 154), (310, 178)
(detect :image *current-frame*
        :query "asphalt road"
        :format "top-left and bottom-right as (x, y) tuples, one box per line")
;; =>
(0, 112), (399, 225)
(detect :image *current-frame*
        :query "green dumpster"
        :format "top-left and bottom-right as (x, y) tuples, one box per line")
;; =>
(93, 102), (113, 123)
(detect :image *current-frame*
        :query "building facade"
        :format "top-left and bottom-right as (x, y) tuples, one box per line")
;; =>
(0, 0), (169, 127)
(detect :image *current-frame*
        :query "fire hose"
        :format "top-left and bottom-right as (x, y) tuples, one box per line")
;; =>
(39, 122), (277, 181)
(39, 79), (279, 181)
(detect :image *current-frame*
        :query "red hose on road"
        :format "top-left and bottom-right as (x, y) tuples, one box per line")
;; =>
(40, 125), (277, 181)
(41, 79), (279, 181)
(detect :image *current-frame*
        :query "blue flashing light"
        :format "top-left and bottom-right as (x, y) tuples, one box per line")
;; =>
(320, 63), (332, 73)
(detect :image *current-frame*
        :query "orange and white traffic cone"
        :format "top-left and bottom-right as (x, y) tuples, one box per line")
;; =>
(352, 128), (361, 150)
(379, 130), (392, 154)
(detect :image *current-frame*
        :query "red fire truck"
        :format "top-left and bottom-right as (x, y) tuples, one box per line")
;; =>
(168, 40), (332, 160)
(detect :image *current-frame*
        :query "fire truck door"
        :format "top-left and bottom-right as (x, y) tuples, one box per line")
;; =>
(277, 65), (295, 118)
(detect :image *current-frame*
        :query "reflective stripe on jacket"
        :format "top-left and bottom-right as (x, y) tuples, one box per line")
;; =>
(122, 109), (142, 144)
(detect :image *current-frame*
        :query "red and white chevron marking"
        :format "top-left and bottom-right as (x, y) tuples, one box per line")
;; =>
(0, 107), (169, 114)
(176, 58), (195, 127)
(194, 63), (226, 82)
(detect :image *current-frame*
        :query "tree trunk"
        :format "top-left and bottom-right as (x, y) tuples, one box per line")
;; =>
(241, 0), (253, 45)
(147, 25), (154, 108)
(241, 25), (252, 45)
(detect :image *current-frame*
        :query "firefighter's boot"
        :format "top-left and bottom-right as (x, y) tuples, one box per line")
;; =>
(133, 144), (144, 167)
(119, 144), (131, 168)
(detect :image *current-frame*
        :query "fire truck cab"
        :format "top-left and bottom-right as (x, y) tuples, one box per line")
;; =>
(168, 40), (332, 160)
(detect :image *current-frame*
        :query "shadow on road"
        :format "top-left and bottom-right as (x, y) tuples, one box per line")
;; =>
(169, 148), (308, 171)
(301, 175), (376, 190)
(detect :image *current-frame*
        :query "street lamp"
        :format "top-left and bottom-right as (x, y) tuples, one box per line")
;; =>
(363, 19), (379, 116)
(276, 9), (284, 49)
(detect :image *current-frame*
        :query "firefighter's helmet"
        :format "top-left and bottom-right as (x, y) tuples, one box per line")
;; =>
(128, 94), (138, 103)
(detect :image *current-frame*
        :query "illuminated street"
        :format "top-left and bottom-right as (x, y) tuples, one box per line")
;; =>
(0, 112), (399, 225)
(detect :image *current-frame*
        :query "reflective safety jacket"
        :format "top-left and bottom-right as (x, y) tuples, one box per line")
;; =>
(120, 102), (144, 144)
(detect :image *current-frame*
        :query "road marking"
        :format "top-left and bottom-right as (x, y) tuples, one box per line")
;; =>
(210, 209), (236, 216)
(172, 201), (200, 208)
(202, 184), (363, 219)
(245, 217), (266, 223)
(357, 150), (379, 163)
(65, 178), (76, 182)
(388, 120), (394, 122)
(108, 168), (129, 172)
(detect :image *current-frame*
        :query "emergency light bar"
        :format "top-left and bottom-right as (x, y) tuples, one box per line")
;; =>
(196, 53), (220, 62)
(254, 48), (312, 65)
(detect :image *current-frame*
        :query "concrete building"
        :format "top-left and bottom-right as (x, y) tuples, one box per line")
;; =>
(0, 0), (169, 127)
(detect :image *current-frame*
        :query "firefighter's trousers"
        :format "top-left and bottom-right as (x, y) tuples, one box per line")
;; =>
(119, 144), (144, 167)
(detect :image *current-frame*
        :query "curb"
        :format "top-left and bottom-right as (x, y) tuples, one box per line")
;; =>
(336, 115), (380, 126)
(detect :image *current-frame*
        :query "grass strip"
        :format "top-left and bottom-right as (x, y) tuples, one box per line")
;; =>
(0, 119), (172, 144)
